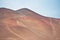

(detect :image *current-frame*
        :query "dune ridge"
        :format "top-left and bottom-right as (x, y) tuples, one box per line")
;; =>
(0, 8), (60, 40)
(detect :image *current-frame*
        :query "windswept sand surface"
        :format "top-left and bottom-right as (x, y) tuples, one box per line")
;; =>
(0, 8), (60, 40)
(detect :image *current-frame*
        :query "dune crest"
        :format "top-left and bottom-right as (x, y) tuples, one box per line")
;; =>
(0, 8), (60, 40)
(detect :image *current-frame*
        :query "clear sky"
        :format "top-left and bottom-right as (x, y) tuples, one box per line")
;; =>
(0, 0), (60, 18)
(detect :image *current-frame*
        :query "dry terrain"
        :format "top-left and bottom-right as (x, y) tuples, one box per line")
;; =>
(0, 8), (60, 40)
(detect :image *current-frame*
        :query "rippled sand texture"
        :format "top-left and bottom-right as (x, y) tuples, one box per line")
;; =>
(0, 8), (60, 40)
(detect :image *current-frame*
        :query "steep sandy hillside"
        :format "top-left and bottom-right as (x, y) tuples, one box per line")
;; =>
(0, 8), (60, 40)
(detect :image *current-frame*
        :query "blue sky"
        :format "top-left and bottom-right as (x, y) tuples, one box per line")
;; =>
(0, 0), (60, 18)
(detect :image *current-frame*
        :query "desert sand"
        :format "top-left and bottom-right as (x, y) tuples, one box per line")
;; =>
(0, 8), (60, 40)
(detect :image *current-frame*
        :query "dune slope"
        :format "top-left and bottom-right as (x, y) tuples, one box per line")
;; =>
(0, 8), (60, 40)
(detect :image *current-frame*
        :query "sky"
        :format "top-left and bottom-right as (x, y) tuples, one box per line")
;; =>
(0, 0), (60, 18)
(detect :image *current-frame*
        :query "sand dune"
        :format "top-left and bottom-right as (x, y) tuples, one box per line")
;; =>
(0, 8), (60, 40)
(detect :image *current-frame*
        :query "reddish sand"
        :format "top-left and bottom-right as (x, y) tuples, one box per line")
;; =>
(0, 8), (60, 40)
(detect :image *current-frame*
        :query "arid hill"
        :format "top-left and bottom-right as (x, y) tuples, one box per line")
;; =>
(0, 8), (60, 40)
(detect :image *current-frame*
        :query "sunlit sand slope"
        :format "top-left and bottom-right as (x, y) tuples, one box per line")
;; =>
(0, 8), (60, 40)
